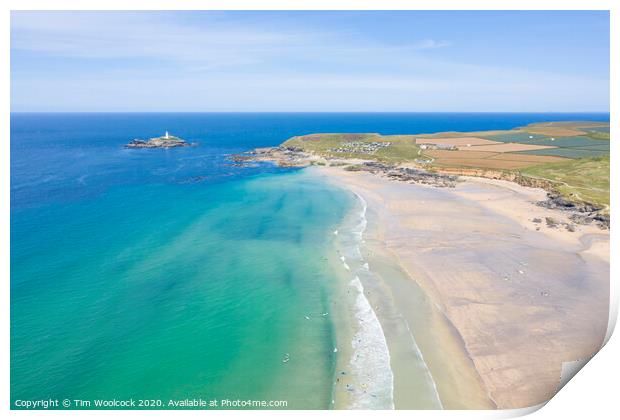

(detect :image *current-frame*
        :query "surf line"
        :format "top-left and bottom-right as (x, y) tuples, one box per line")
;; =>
(346, 192), (395, 409)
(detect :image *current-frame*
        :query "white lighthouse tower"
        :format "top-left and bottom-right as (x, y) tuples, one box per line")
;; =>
(164, 131), (170, 139)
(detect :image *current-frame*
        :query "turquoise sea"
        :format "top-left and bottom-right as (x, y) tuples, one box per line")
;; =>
(10, 112), (609, 409)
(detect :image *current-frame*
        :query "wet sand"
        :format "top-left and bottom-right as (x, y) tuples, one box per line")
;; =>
(314, 166), (609, 409)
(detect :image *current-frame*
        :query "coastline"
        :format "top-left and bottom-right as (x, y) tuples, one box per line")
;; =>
(313, 165), (609, 409)
(327, 193), (396, 409)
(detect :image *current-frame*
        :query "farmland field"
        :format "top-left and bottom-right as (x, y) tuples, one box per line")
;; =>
(583, 126), (610, 133)
(523, 127), (587, 136)
(479, 132), (549, 143)
(463, 143), (556, 152)
(571, 144), (610, 151)
(525, 136), (607, 148)
(415, 137), (499, 146)
(517, 148), (610, 159)
(423, 150), (568, 169)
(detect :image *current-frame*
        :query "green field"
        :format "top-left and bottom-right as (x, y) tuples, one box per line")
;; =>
(572, 144), (610, 151)
(283, 133), (422, 164)
(584, 126), (610, 133)
(520, 156), (610, 211)
(584, 130), (611, 141)
(526, 136), (606, 147)
(480, 132), (548, 143)
(517, 148), (610, 159)
(514, 134), (610, 159)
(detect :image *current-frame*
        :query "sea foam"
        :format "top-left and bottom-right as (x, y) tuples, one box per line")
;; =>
(341, 193), (394, 409)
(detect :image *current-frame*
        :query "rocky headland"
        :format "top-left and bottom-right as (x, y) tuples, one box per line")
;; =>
(230, 145), (609, 230)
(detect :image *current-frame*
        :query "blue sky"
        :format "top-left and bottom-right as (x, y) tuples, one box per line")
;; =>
(11, 11), (610, 112)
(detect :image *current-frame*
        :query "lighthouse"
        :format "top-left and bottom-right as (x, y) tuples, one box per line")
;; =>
(164, 131), (170, 139)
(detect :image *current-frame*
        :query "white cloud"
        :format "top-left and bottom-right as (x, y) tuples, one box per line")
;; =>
(11, 11), (313, 68)
(11, 11), (450, 68)
(10, 11), (609, 111)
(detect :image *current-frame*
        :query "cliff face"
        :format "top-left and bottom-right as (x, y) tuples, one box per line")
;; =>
(434, 167), (557, 192)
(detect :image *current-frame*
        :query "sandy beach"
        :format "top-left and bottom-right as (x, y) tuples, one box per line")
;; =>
(315, 166), (609, 409)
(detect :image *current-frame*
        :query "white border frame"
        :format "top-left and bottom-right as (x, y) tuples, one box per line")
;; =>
(2, 2), (617, 420)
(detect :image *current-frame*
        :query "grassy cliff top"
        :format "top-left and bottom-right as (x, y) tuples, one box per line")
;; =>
(283, 133), (422, 164)
(521, 156), (609, 211)
(280, 121), (610, 209)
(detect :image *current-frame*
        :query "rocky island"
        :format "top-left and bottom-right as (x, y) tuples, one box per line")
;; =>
(125, 131), (192, 149)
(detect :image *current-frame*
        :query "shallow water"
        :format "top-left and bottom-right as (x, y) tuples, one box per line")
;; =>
(12, 170), (355, 408)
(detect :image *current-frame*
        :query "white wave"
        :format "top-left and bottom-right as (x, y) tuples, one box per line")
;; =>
(352, 194), (368, 239)
(348, 275), (395, 409)
(340, 255), (350, 271)
(342, 193), (395, 409)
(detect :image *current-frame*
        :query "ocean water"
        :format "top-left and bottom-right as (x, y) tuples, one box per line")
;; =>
(10, 112), (609, 409)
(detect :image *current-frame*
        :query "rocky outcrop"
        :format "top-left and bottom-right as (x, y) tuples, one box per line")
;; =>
(125, 135), (192, 149)
(346, 162), (459, 188)
(229, 146), (314, 167)
(535, 193), (608, 229)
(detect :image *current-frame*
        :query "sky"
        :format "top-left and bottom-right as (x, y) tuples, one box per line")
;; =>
(10, 11), (610, 112)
